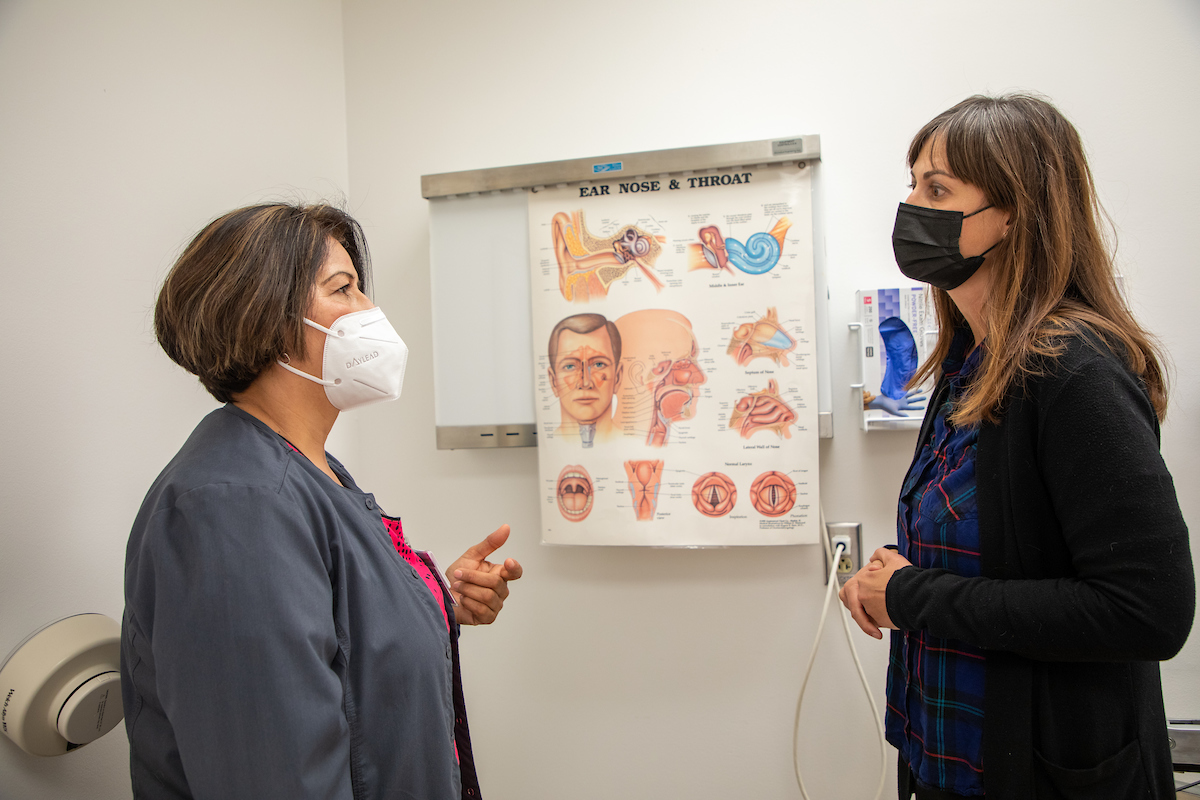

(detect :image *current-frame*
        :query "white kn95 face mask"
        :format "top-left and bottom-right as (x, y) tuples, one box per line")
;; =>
(277, 307), (409, 411)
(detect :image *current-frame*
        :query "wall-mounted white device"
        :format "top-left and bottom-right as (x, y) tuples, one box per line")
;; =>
(0, 614), (123, 756)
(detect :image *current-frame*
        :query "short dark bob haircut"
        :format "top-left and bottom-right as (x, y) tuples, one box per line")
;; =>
(155, 203), (371, 403)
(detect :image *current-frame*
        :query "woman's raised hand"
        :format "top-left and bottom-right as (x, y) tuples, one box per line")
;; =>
(446, 524), (523, 625)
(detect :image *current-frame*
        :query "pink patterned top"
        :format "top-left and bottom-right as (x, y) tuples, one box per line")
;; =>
(381, 515), (451, 632)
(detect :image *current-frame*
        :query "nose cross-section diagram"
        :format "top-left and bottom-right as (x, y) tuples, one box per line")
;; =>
(729, 379), (797, 439)
(727, 307), (797, 367)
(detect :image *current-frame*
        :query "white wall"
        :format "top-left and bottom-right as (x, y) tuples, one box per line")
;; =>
(0, 1), (352, 797)
(340, 1), (1200, 799)
(1, 1), (1196, 798)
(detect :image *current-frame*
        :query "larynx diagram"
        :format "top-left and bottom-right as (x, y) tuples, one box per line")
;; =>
(750, 471), (796, 517)
(692, 471), (737, 518)
(625, 459), (663, 521)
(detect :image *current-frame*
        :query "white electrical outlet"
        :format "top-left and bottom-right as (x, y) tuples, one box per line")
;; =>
(823, 522), (862, 586)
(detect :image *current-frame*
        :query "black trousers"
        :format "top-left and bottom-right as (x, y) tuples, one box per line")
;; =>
(898, 759), (981, 799)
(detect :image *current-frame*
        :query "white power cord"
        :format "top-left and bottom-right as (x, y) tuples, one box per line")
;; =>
(792, 507), (888, 800)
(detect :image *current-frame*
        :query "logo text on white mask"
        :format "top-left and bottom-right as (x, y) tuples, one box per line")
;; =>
(346, 351), (380, 369)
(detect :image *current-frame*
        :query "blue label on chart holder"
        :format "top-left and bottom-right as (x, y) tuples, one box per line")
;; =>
(593, 161), (623, 174)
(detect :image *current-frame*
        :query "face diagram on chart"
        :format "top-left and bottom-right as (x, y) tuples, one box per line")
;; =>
(547, 313), (623, 447)
(729, 379), (797, 439)
(552, 211), (666, 302)
(727, 307), (797, 367)
(687, 218), (791, 275)
(613, 309), (707, 447)
(556, 465), (594, 522)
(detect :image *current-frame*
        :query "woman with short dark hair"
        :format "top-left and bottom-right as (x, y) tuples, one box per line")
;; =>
(123, 203), (521, 799)
(154, 203), (372, 403)
(840, 94), (1194, 799)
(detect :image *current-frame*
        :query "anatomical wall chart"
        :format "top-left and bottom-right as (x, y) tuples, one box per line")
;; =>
(530, 163), (819, 546)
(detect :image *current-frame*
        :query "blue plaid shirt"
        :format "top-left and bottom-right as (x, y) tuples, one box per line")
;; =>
(886, 329), (986, 796)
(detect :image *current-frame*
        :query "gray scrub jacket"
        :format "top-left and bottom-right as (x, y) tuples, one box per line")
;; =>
(122, 404), (471, 799)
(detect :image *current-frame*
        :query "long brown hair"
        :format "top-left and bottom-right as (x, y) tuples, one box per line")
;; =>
(907, 93), (1168, 424)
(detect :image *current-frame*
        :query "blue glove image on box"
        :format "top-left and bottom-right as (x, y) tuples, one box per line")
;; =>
(867, 388), (927, 417)
(878, 316), (918, 400)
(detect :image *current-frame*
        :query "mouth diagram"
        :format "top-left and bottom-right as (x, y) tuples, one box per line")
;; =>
(556, 465), (594, 522)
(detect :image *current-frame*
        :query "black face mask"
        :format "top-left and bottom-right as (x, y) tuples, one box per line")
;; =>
(891, 202), (997, 290)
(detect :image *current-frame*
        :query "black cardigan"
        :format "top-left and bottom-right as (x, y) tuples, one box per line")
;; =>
(886, 331), (1194, 799)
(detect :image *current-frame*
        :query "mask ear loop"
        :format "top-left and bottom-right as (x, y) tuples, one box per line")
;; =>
(276, 351), (340, 387)
(302, 318), (340, 337)
(977, 240), (1001, 258)
(965, 204), (1007, 259)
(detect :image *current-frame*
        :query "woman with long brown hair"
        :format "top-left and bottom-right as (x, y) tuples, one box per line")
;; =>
(840, 94), (1193, 799)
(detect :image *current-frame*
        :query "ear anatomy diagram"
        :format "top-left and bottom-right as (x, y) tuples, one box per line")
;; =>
(728, 379), (797, 439)
(687, 218), (791, 275)
(750, 471), (796, 517)
(556, 465), (594, 522)
(727, 307), (797, 367)
(615, 310), (707, 447)
(691, 472), (737, 517)
(552, 211), (666, 302)
(625, 460), (664, 521)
